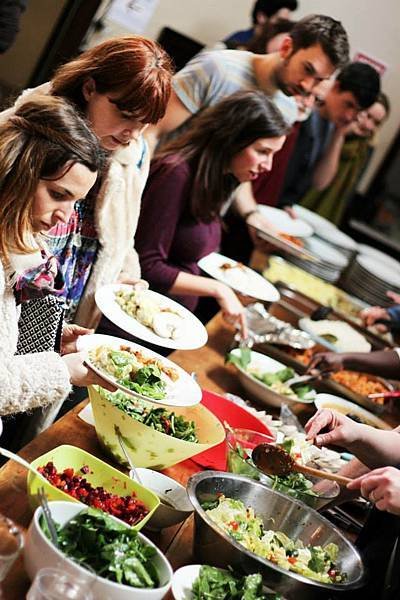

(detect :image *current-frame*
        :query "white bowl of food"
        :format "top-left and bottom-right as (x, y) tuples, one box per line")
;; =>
(228, 348), (316, 408)
(24, 501), (173, 600)
(314, 394), (391, 430)
(136, 468), (193, 531)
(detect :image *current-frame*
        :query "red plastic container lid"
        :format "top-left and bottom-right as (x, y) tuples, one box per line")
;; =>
(192, 389), (275, 470)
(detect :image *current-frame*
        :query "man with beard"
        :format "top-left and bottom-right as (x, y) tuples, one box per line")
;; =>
(149, 14), (349, 236)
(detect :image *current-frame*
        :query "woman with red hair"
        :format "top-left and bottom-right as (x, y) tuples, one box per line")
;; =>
(2, 36), (173, 330)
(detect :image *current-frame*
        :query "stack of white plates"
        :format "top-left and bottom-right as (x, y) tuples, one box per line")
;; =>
(257, 205), (314, 237)
(293, 205), (336, 232)
(315, 228), (358, 261)
(286, 235), (349, 283)
(341, 249), (400, 306)
(293, 205), (358, 261)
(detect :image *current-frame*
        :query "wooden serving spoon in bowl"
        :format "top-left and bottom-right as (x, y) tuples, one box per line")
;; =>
(252, 443), (351, 487)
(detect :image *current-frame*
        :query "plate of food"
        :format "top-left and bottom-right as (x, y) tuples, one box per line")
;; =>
(84, 335), (202, 407)
(227, 348), (316, 407)
(257, 205), (314, 238)
(298, 318), (371, 353)
(198, 252), (280, 302)
(95, 284), (208, 350)
(314, 394), (391, 430)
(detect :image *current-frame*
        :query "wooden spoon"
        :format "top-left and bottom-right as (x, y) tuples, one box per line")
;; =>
(252, 443), (351, 487)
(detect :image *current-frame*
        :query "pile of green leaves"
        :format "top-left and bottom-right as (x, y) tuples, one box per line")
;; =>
(104, 389), (198, 442)
(192, 565), (282, 600)
(42, 508), (159, 588)
(226, 350), (313, 400)
(118, 364), (167, 400)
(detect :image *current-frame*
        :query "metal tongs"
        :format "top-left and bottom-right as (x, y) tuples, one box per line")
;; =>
(37, 486), (59, 548)
(235, 303), (315, 350)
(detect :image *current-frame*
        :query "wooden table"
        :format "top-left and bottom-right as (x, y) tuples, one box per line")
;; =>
(0, 313), (248, 598)
(0, 311), (393, 598)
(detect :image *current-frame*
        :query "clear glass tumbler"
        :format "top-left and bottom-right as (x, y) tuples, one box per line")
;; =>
(26, 567), (94, 600)
(0, 514), (24, 582)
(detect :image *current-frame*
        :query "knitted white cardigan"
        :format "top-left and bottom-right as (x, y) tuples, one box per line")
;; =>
(1, 84), (150, 330)
(0, 261), (71, 416)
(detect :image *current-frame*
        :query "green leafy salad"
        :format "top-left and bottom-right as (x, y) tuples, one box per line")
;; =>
(192, 565), (281, 600)
(41, 508), (160, 588)
(228, 439), (317, 502)
(227, 350), (315, 402)
(89, 344), (180, 400)
(102, 389), (198, 442)
(204, 497), (346, 584)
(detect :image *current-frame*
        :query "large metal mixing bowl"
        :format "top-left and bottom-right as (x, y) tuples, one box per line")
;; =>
(187, 471), (365, 600)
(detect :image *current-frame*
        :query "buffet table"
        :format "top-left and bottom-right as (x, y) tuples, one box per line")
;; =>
(0, 311), (395, 598)
(0, 312), (253, 598)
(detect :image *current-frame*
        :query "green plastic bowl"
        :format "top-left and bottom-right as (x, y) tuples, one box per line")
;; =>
(88, 385), (225, 470)
(27, 444), (159, 530)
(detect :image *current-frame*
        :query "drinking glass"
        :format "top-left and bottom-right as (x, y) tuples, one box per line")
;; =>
(26, 567), (94, 600)
(0, 514), (23, 582)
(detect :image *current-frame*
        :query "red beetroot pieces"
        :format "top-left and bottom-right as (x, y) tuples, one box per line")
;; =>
(37, 462), (149, 526)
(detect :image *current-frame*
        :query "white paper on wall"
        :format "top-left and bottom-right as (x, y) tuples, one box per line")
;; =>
(107, 0), (159, 33)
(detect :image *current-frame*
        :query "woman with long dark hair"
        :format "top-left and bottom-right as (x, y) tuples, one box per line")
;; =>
(136, 91), (288, 333)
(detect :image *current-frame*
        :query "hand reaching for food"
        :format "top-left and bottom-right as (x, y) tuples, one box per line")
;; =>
(360, 306), (389, 331)
(306, 352), (345, 374)
(386, 290), (400, 304)
(305, 408), (364, 448)
(347, 466), (400, 515)
(214, 282), (248, 338)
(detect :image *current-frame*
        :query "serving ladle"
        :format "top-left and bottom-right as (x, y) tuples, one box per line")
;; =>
(252, 443), (352, 487)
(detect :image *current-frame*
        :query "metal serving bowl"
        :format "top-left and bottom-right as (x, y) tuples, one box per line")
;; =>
(187, 472), (365, 600)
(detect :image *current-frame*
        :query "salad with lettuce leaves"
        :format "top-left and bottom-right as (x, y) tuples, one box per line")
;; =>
(89, 345), (179, 400)
(227, 350), (315, 403)
(101, 388), (198, 442)
(227, 440), (317, 503)
(192, 565), (281, 599)
(205, 496), (346, 584)
(41, 508), (160, 588)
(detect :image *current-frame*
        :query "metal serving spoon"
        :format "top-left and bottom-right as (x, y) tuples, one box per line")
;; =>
(252, 443), (352, 487)
(117, 432), (143, 484)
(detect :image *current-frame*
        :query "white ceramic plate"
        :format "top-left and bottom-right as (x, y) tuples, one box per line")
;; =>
(303, 236), (348, 268)
(257, 205), (314, 238)
(316, 228), (358, 252)
(198, 252), (280, 302)
(95, 284), (208, 350)
(231, 348), (315, 408)
(358, 244), (400, 270)
(357, 254), (400, 287)
(293, 205), (337, 233)
(84, 335), (202, 407)
(315, 394), (391, 430)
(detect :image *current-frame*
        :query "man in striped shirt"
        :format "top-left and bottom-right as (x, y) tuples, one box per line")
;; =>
(149, 15), (349, 235)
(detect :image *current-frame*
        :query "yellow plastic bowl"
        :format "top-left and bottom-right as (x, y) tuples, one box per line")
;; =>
(27, 444), (159, 530)
(88, 385), (226, 470)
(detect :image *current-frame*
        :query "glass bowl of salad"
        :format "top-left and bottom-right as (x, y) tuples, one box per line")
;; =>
(226, 428), (339, 510)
